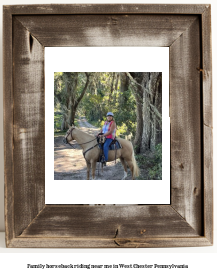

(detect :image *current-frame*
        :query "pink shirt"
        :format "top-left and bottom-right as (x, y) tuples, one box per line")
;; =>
(102, 121), (116, 139)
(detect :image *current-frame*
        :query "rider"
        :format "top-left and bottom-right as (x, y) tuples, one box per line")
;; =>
(98, 112), (116, 165)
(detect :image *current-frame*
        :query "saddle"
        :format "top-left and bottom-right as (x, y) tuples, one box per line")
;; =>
(97, 135), (122, 165)
(108, 139), (122, 150)
(97, 137), (122, 150)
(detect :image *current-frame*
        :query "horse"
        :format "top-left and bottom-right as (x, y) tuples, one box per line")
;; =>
(63, 125), (140, 180)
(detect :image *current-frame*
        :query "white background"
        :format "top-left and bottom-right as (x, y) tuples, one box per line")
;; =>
(0, 0), (216, 277)
(45, 47), (170, 204)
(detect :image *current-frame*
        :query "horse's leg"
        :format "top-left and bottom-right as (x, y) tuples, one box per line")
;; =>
(120, 157), (128, 180)
(125, 159), (135, 180)
(86, 160), (91, 180)
(91, 161), (97, 180)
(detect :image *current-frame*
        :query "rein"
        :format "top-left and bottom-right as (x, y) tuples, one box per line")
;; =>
(83, 143), (99, 158)
(65, 128), (76, 148)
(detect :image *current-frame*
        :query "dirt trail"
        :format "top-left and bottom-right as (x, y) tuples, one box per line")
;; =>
(54, 117), (132, 180)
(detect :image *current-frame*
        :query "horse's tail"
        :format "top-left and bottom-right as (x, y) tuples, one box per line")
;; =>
(131, 146), (140, 178)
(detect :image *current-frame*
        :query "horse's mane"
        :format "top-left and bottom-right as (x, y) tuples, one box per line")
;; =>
(73, 126), (95, 139)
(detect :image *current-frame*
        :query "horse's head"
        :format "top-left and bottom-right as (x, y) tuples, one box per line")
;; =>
(63, 125), (76, 144)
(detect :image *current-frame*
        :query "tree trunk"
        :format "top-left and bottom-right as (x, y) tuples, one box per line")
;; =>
(141, 72), (162, 153)
(133, 92), (143, 153)
(141, 73), (150, 152)
(109, 72), (115, 108)
(69, 106), (76, 125)
(155, 75), (162, 146)
(63, 72), (90, 125)
(129, 72), (145, 153)
(130, 72), (144, 153)
(129, 72), (162, 153)
(119, 72), (129, 105)
(61, 113), (68, 130)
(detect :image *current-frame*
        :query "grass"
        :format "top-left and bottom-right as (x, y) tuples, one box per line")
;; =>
(54, 131), (67, 137)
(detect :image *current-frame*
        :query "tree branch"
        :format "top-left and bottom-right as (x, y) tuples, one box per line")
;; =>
(75, 73), (90, 109)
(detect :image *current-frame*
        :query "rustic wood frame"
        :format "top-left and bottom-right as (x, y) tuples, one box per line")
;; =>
(3, 4), (212, 248)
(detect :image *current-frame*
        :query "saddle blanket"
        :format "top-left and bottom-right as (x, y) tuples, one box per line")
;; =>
(98, 139), (122, 150)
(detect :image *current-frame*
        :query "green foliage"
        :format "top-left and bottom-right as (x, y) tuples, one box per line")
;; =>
(54, 108), (78, 134)
(87, 119), (103, 129)
(116, 123), (127, 137)
(75, 73), (137, 138)
(149, 143), (162, 180)
(113, 90), (137, 137)
(135, 144), (162, 180)
(54, 72), (161, 145)
(54, 110), (62, 132)
(54, 130), (67, 137)
(155, 144), (162, 163)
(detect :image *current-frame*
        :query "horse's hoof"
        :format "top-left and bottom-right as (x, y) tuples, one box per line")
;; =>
(122, 171), (128, 180)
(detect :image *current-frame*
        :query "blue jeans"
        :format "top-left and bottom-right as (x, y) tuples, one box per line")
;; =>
(103, 138), (113, 161)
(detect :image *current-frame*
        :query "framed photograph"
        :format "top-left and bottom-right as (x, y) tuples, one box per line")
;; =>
(46, 47), (170, 205)
(4, 4), (213, 247)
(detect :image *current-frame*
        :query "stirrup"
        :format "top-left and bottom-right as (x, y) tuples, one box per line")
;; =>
(100, 155), (105, 163)
(100, 155), (106, 166)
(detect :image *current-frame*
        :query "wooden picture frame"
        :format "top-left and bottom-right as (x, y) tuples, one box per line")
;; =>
(3, 4), (213, 248)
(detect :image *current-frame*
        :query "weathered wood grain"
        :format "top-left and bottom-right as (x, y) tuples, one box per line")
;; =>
(3, 7), (14, 247)
(20, 205), (198, 238)
(201, 6), (213, 244)
(8, 236), (212, 248)
(4, 4), (207, 15)
(170, 17), (202, 234)
(16, 15), (197, 47)
(203, 126), (213, 243)
(13, 17), (45, 237)
(202, 6), (212, 129)
(3, 4), (213, 248)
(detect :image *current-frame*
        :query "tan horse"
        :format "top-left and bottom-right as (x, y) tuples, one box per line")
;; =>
(63, 125), (140, 180)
